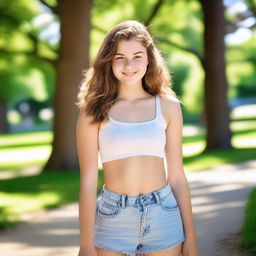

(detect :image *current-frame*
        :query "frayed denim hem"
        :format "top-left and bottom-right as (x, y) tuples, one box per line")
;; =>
(136, 236), (185, 254)
(95, 244), (136, 256)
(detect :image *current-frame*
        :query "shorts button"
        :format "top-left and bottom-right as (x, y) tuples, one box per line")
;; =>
(137, 244), (143, 250)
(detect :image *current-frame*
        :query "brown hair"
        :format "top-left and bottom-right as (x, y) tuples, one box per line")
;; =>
(77, 20), (181, 124)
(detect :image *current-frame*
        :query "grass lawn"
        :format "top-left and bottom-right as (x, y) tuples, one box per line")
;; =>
(0, 117), (255, 230)
(241, 188), (256, 255)
(0, 170), (104, 229)
(0, 131), (52, 169)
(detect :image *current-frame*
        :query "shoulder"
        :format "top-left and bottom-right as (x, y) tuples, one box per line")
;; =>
(76, 108), (100, 132)
(158, 94), (183, 126)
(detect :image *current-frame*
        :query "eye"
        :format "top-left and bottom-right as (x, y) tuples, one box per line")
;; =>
(115, 56), (123, 60)
(134, 55), (142, 59)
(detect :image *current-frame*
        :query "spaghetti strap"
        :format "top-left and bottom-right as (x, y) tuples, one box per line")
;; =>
(156, 95), (160, 117)
(156, 95), (166, 124)
(156, 95), (162, 119)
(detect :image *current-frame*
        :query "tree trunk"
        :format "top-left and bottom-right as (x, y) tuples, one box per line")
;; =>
(0, 100), (9, 133)
(44, 0), (91, 171)
(199, 0), (232, 150)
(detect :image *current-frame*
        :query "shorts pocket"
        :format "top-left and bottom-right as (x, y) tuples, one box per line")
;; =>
(159, 191), (179, 212)
(97, 196), (121, 218)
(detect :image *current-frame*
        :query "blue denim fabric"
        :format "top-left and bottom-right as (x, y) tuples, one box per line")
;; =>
(94, 183), (185, 256)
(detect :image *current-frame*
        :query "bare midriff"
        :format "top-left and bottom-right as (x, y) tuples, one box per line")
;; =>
(102, 155), (168, 196)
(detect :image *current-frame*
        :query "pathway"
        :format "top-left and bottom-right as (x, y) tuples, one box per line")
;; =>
(0, 160), (255, 256)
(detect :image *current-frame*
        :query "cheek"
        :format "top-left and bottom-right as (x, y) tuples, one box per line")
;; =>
(136, 58), (148, 67)
(112, 61), (123, 71)
(137, 60), (148, 72)
(111, 62), (122, 78)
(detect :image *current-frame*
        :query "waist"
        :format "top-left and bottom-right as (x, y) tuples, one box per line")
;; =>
(100, 182), (171, 207)
(102, 158), (167, 195)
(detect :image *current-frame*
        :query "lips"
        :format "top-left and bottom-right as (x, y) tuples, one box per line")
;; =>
(122, 72), (137, 77)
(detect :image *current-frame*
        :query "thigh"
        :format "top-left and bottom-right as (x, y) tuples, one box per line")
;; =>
(144, 242), (182, 256)
(96, 247), (126, 256)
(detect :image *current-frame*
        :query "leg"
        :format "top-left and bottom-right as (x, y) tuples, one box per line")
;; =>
(95, 247), (126, 256)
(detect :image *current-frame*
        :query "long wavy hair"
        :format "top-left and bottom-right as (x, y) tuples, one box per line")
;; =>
(77, 20), (181, 124)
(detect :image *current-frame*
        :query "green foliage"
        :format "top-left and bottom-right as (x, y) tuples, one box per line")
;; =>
(0, 0), (39, 50)
(227, 32), (256, 98)
(1, 0), (39, 23)
(151, 0), (203, 52)
(1, 0), (256, 119)
(0, 0), (57, 106)
(0, 170), (104, 229)
(0, 53), (55, 105)
(241, 188), (256, 254)
(41, 0), (57, 7)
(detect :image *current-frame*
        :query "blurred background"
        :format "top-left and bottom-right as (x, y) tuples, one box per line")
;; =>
(0, 0), (255, 254)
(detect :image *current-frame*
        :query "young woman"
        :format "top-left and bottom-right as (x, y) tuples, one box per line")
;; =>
(76, 20), (200, 256)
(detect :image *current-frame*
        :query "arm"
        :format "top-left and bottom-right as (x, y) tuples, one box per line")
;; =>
(76, 110), (99, 256)
(164, 97), (200, 256)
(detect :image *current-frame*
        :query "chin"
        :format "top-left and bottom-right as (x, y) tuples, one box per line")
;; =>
(121, 80), (141, 86)
(120, 76), (144, 84)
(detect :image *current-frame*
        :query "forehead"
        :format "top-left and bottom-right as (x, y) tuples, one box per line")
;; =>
(115, 39), (146, 54)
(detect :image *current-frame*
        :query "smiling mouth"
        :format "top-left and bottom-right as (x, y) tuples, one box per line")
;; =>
(122, 72), (137, 77)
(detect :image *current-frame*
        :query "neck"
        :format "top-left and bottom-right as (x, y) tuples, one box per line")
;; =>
(117, 82), (151, 101)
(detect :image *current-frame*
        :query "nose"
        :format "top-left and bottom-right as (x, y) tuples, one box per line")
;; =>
(124, 59), (133, 69)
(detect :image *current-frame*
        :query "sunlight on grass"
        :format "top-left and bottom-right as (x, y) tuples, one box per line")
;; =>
(183, 148), (256, 172)
(0, 191), (61, 229)
(0, 131), (53, 169)
(182, 118), (256, 159)
(0, 192), (60, 214)
(183, 141), (205, 157)
(230, 120), (256, 132)
(0, 131), (52, 147)
(181, 117), (256, 171)
(231, 104), (256, 119)
(231, 119), (256, 148)
(232, 134), (256, 148)
(0, 171), (103, 229)
(0, 146), (52, 168)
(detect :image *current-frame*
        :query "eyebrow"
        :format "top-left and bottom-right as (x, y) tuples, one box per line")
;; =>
(115, 51), (145, 55)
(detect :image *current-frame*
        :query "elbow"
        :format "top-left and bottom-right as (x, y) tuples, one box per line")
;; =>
(79, 171), (98, 193)
(168, 172), (188, 190)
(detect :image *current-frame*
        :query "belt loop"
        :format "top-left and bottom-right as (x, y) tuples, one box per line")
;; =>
(152, 191), (160, 205)
(102, 184), (106, 194)
(120, 194), (127, 209)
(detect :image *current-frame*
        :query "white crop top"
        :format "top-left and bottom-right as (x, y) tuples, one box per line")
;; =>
(98, 95), (167, 163)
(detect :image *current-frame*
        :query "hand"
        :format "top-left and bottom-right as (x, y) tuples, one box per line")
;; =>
(182, 238), (200, 256)
(78, 247), (97, 256)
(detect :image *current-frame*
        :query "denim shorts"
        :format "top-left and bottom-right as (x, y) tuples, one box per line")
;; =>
(93, 183), (185, 255)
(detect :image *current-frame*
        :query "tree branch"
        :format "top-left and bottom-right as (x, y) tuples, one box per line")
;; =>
(0, 48), (56, 65)
(145, 0), (165, 26)
(38, 0), (58, 14)
(27, 33), (38, 56)
(92, 24), (107, 34)
(0, 13), (20, 25)
(245, 0), (256, 17)
(156, 36), (203, 64)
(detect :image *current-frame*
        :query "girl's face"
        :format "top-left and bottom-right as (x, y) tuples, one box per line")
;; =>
(112, 39), (148, 87)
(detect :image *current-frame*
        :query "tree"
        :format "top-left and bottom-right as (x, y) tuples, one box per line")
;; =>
(43, 0), (92, 170)
(198, 0), (232, 150)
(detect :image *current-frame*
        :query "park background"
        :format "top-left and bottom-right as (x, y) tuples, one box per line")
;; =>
(0, 0), (255, 255)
